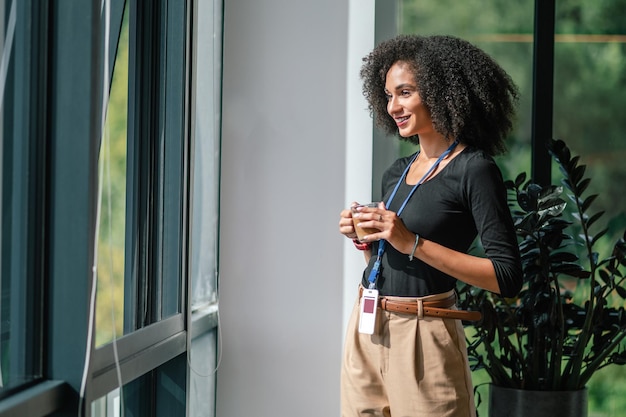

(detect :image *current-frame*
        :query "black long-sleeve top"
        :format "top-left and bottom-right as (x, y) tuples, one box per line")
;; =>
(361, 146), (523, 298)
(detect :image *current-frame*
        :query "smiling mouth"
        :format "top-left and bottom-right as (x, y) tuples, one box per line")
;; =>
(395, 116), (410, 126)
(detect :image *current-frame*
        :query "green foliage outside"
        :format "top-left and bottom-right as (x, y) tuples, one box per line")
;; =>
(96, 9), (129, 347)
(399, 0), (626, 415)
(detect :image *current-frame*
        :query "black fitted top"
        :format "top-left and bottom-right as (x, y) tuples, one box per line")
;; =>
(361, 146), (522, 298)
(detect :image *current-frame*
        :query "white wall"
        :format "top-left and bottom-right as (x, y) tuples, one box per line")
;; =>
(217, 1), (375, 416)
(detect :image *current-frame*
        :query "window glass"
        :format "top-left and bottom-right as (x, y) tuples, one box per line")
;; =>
(190, 329), (218, 417)
(189, 0), (221, 310)
(553, 1), (626, 414)
(157, 0), (186, 321)
(398, 1), (534, 415)
(92, 387), (122, 417)
(94, 0), (187, 337)
(0, 0), (43, 394)
(553, 1), (626, 242)
(399, 0), (534, 180)
(399, 1), (626, 414)
(92, 356), (186, 417)
(96, 4), (129, 347)
(188, 0), (223, 415)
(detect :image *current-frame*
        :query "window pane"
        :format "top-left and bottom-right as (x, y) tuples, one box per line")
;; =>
(96, 4), (129, 347)
(553, 1), (626, 414)
(92, 387), (122, 417)
(399, 0), (535, 180)
(0, 0), (43, 394)
(190, 329), (218, 417)
(553, 1), (626, 241)
(398, 2), (534, 415)
(188, 1), (223, 415)
(159, 0), (186, 320)
(94, 355), (186, 416)
(190, 0), (222, 310)
(119, 0), (187, 331)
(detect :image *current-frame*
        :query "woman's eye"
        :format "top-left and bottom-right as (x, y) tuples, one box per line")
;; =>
(401, 90), (411, 96)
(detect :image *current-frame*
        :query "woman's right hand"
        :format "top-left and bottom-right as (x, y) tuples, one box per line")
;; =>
(339, 202), (359, 240)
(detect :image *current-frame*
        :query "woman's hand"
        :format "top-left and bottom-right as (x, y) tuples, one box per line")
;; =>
(339, 202), (360, 240)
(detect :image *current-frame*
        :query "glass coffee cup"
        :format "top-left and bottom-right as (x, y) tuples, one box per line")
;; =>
(351, 202), (379, 242)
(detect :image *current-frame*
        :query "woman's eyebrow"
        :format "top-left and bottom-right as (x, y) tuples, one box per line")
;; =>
(388, 83), (415, 91)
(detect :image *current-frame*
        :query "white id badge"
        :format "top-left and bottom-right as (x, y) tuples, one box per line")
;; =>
(358, 289), (379, 334)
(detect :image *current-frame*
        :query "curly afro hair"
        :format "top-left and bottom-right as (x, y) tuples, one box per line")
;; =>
(360, 34), (519, 155)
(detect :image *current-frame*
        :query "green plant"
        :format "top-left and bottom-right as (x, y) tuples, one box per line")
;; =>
(459, 138), (626, 391)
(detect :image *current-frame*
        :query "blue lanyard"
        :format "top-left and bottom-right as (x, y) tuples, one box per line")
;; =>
(367, 140), (459, 289)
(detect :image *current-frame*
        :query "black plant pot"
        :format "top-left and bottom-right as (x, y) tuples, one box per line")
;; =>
(488, 385), (587, 417)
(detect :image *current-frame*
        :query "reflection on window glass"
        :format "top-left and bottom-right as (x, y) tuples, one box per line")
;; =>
(399, 0), (534, 181)
(96, 6), (129, 347)
(0, 0), (43, 394)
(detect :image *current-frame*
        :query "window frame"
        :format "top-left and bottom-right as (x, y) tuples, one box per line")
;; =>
(0, 0), (48, 400)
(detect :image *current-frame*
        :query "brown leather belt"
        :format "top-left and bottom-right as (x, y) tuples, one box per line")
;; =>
(359, 287), (482, 322)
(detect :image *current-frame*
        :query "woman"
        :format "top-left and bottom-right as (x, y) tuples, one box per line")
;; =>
(338, 34), (523, 417)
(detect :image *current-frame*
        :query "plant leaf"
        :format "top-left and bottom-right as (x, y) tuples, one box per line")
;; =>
(569, 158), (584, 181)
(549, 252), (579, 263)
(591, 228), (609, 246)
(538, 198), (567, 217)
(587, 212), (605, 229)
(598, 269), (611, 285)
(576, 178), (591, 197)
(551, 263), (589, 278)
(568, 155), (581, 171)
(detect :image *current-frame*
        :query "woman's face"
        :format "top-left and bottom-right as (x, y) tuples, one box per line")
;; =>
(384, 61), (434, 138)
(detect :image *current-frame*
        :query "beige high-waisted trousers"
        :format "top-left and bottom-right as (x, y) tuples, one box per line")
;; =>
(341, 288), (476, 417)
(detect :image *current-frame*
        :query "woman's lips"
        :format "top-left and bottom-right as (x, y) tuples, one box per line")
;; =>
(395, 116), (409, 127)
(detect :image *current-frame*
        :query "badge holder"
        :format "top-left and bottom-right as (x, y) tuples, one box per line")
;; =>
(358, 288), (379, 334)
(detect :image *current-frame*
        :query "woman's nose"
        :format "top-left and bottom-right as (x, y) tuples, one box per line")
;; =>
(387, 96), (400, 115)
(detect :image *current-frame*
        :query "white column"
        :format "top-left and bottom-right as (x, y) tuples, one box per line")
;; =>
(342, 0), (376, 335)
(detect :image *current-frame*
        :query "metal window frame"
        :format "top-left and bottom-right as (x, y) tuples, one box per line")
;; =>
(0, 0), (48, 398)
(530, 0), (555, 186)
